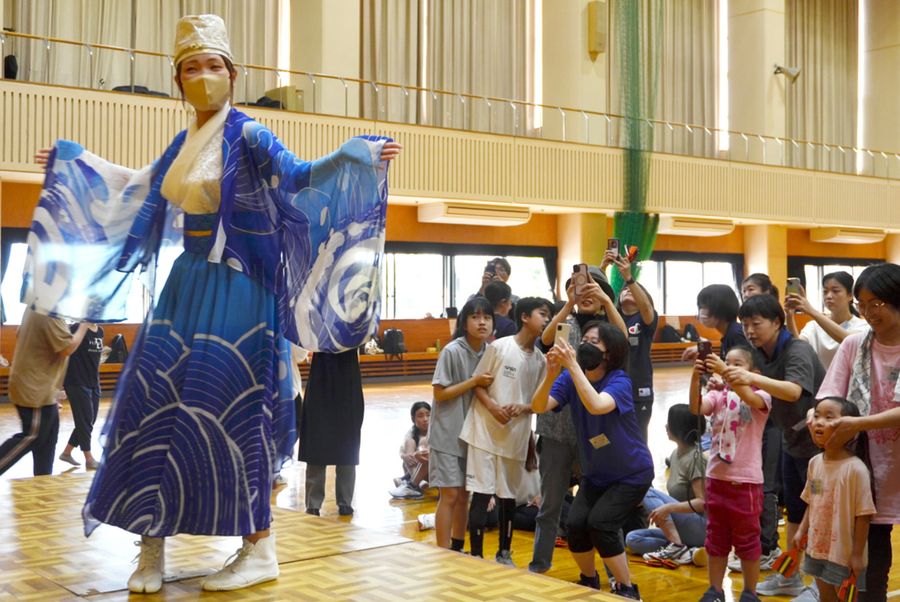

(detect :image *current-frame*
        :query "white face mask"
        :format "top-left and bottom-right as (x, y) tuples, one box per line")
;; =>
(182, 73), (231, 112)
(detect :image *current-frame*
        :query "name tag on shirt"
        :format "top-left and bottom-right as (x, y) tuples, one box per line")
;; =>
(638, 387), (652, 398)
(589, 433), (610, 449)
(629, 336), (639, 346)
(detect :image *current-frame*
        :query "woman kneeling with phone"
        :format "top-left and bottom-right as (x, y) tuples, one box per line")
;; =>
(532, 320), (654, 600)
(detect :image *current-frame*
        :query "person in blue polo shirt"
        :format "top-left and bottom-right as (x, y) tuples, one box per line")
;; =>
(532, 320), (653, 601)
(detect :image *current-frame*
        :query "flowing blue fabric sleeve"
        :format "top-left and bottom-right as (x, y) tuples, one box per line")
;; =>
(242, 122), (390, 353)
(21, 141), (154, 322)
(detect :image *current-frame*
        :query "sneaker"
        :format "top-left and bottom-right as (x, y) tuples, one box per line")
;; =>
(759, 547), (783, 571)
(642, 542), (693, 565)
(495, 550), (515, 566)
(757, 573), (805, 597)
(305, 508), (320, 516)
(729, 547), (781, 572)
(417, 513), (435, 531)
(58, 452), (81, 467)
(611, 581), (642, 600)
(791, 583), (820, 602)
(85, 457), (100, 470)
(389, 483), (424, 499)
(128, 536), (165, 593)
(554, 536), (568, 548)
(392, 476), (404, 487)
(699, 587), (726, 602)
(739, 591), (762, 602)
(201, 534), (279, 591)
(338, 505), (354, 516)
(692, 547), (708, 567)
(577, 573), (600, 589)
(418, 480), (429, 489)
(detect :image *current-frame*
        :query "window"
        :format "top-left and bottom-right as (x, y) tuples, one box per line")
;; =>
(636, 254), (741, 315)
(800, 263), (872, 312)
(380, 245), (556, 320)
(1, 242), (147, 325)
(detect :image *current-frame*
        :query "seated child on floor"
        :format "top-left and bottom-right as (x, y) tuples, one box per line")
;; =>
(389, 401), (431, 499)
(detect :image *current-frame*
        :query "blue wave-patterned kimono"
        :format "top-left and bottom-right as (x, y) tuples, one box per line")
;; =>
(22, 108), (390, 537)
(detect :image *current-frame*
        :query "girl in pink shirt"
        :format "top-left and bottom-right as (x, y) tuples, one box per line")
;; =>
(797, 397), (876, 600)
(816, 263), (900, 601)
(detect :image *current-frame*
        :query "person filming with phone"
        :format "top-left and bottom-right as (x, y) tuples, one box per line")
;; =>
(602, 242), (658, 442)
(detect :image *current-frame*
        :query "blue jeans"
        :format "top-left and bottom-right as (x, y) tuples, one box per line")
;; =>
(625, 488), (706, 554)
(528, 436), (577, 572)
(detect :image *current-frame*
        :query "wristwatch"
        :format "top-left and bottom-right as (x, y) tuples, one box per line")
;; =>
(625, 277), (635, 285)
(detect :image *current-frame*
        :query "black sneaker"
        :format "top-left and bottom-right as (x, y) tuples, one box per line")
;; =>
(699, 586), (726, 602)
(338, 505), (354, 516)
(612, 582), (642, 600)
(577, 573), (600, 589)
(305, 508), (320, 516)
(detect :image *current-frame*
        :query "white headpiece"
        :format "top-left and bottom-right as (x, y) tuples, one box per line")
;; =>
(173, 14), (233, 66)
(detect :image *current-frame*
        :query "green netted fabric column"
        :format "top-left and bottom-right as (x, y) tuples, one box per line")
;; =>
(609, 0), (663, 296)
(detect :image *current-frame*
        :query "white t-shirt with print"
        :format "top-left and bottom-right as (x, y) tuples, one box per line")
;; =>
(459, 336), (546, 461)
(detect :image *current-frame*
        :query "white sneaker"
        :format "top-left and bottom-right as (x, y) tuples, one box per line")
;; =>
(791, 582), (820, 602)
(417, 513), (435, 531)
(128, 536), (165, 593)
(202, 533), (279, 591)
(759, 547), (783, 571)
(642, 542), (693, 565)
(757, 573), (805, 597)
(728, 546), (781, 572)
(389, 483), (424, 499)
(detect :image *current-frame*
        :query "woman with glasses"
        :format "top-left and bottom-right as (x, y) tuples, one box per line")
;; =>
(815, 263), (900, 602)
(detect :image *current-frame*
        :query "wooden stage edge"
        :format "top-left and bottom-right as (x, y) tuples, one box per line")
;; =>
(1, 472), (618, 601)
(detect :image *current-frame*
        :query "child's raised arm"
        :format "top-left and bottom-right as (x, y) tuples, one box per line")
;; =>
(689, 359), (706, 415)
(728, 382), (768, 410)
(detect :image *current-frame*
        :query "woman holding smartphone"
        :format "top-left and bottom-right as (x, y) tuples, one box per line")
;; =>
(784, 271), (868, 370)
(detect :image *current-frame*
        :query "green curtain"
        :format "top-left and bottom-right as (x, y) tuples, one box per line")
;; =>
(610, 0), (663, 296)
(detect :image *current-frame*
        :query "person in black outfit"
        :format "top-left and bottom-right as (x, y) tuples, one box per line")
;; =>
(298, 350), (365, 516)
(58, 323), (105, 469)
(606, 251), (658, 442)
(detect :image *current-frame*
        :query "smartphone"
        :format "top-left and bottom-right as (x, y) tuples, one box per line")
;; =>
(607, 238), (620, 257)
(572, 263), (590, 296)
(786, 277), (802, 296)
(484, 262), (496, 277)
(697, 340), (713, 362)
(555, 323), (572, 346)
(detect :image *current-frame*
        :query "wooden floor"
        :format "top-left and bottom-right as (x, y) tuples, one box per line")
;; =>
(1, 366), (898, 601)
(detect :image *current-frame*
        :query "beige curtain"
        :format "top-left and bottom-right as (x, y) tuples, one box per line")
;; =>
(608, 0), (719, 157)
(361, 0), (420, 123)
(6, 0), (279, 102)
(786, 0), (857, 173)
(362, 0), (534, 135)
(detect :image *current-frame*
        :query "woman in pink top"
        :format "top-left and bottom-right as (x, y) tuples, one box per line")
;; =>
(816, 263), (900, 602)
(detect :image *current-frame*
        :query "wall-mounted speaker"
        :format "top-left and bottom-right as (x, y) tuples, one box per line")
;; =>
(587, 0), (607, 59)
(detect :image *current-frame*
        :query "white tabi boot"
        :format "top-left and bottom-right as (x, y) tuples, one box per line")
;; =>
(201, 532), (279, 591)
(128, 536), (165, 593)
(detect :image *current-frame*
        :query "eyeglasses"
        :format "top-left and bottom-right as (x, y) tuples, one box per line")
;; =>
(859, 300), (886, 316)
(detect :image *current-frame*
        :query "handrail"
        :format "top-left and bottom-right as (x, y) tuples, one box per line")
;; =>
(1, 31), (898, 172)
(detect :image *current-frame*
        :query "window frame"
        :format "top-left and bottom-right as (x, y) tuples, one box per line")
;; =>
(644, 250), (744, 315)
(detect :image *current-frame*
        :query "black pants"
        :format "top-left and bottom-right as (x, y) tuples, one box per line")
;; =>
(861, 523), (893, 601)
(634, 396), (653, 443)
(567, 479), (650, 557)
(759, 420), (782, 553)
(0, 404), (60, 476)
(64, 385), (100, 452)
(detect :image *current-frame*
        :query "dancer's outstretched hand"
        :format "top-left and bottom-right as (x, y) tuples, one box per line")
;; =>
(380, 141), (403, 162)
(35, 147), (53, 167)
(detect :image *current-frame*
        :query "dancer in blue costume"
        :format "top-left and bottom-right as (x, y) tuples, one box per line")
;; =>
(28, 15), (402, 593)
